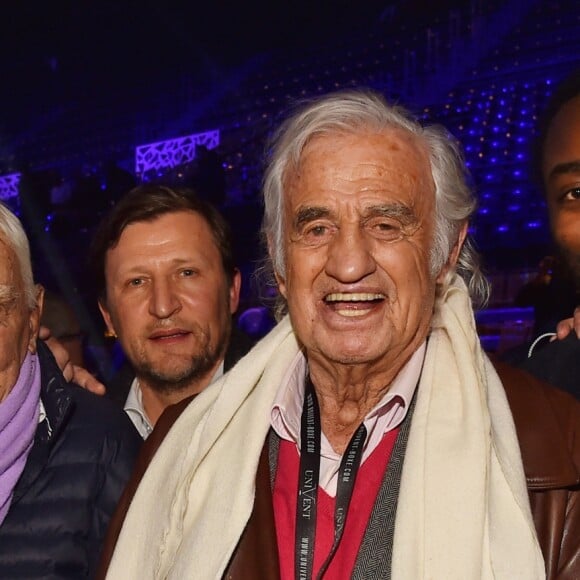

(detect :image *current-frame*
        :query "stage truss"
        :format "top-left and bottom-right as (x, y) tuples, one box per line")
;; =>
(135, 129), (220, 177)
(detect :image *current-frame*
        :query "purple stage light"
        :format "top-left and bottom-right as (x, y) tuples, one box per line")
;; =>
(0, 173), (20, 201)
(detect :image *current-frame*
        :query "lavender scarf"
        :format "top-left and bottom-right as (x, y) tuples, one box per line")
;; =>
(0, 351), (41, 525)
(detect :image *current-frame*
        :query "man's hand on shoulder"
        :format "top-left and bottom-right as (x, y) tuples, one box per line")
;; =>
(40, 325), (107, 395)
(553, 306), (580, 341)
(70, 364), (107, 395)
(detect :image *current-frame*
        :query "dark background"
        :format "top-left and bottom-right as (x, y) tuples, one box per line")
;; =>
(0, 0), (577, 373)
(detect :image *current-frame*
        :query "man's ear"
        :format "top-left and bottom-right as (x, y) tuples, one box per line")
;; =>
(98, 299), (117, 338)
(436, 222), (468, 284)
(267, 236), (288, 299)
(274, 270), (288, 300)
(28, 284), (45, 353)
(229, 268), (242, 315)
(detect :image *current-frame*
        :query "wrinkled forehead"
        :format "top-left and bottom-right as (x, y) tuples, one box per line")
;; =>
(287, 126), (431, 181)
(0, 237), (20, 289)
(284, 128), (434, 206)
(0, 239), (22, 313)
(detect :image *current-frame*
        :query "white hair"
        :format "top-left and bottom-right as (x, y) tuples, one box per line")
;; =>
(0, 203), (37, 309)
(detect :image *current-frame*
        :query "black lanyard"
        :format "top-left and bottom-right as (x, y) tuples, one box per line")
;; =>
(295, 378), (367, 580)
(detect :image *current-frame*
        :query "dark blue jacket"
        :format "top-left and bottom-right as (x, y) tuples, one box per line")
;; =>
(0, 341), (142, 579)
(515, 333), (580, 400)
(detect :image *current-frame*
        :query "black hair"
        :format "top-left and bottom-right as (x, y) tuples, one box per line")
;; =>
(532, 68), (580, 188)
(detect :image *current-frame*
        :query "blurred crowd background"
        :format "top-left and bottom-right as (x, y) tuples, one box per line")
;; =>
(0, 0), (577, 381)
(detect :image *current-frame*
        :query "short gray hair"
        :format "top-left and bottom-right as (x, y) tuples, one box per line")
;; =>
(262, 89), (489, 308)
(0, 203), (37, 309)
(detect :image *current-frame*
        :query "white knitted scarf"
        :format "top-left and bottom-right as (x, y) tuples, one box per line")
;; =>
(107, 276), (545, 579)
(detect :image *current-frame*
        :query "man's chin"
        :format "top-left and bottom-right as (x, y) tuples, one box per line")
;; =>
(571, 261), (580, 291)
(137, 357), (218, 394)
(142, 369), (204, 394)
(558, 248), (580, 291)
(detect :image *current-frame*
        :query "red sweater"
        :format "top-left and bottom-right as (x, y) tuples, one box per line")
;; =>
(273, 428), (400, 579)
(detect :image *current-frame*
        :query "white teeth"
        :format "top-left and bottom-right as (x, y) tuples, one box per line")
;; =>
(325, 293), (385, 302)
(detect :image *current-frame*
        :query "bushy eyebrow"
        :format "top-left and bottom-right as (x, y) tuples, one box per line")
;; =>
(363, 203), (417, 225)
(0, 285), (19, 318)
(117, 257), (203, 277)
(548, 160), (580, 181)
(293, 206), (331, 230)
(293, 202), (417, 230)
(0, 284), (18, 303)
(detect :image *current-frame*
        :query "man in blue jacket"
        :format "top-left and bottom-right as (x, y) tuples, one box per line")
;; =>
(0, 202), (141, 578)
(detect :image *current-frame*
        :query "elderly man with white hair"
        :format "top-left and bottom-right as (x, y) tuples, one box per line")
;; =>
(0, 203), (141, 578)
(101, 90), (579, 580)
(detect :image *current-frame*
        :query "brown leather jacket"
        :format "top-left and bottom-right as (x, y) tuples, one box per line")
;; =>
(98, 360), (580, 579)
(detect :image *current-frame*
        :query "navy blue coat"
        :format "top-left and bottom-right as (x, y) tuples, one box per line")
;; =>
(0, 342), (142, 579)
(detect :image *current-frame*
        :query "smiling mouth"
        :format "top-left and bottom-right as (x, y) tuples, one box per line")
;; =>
(324, 292), (385, 317)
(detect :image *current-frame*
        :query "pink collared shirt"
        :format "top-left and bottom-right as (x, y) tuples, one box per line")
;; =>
(270, 342), (425, 497)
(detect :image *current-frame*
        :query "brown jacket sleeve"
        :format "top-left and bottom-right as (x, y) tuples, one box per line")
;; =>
(494, 359), (580, 579)
(223, 442), (280, 579)
(95, 395), (195, 579)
